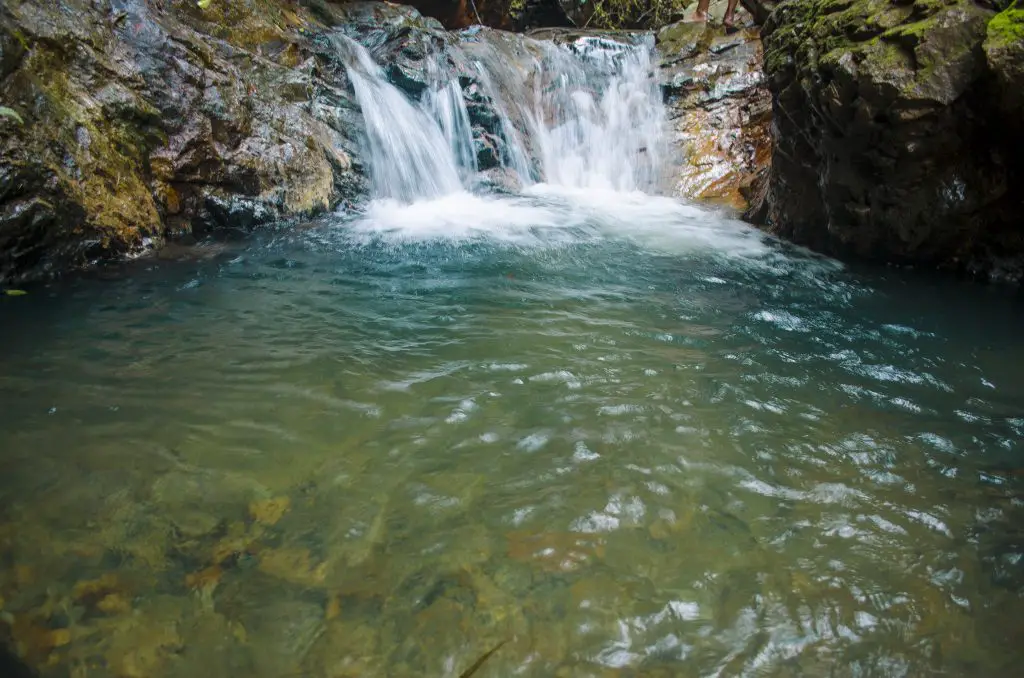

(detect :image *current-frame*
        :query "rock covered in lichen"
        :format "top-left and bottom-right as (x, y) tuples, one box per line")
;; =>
(984, 2), (1024, 113)
(759, 0), (1024, 281)
(0, 0), (368, 284)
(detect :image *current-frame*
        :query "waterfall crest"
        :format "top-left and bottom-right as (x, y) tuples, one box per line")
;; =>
(337, 29), (666, 204)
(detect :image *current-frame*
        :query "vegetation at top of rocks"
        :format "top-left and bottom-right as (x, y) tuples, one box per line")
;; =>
(580, 0), (692, 29)
(987, 1), (1024, 45)
(762, 0), (992, 86)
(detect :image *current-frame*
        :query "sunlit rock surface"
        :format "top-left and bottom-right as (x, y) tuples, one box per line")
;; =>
(0, 0), (374, 283)
(658, 18), (772, 214)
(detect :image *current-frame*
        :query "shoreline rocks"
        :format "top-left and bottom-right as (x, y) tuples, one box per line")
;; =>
(0, 0), (371, 284)
(3, 0), (1022, 284)
(758, 0), (1024, 282)
(658, 19), (773, 215)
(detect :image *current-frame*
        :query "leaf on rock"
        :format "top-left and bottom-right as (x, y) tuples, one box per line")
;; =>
(0, 107), (23, 125)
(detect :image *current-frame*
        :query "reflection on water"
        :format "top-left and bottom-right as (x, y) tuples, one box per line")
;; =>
(1, 190), (1023, 677)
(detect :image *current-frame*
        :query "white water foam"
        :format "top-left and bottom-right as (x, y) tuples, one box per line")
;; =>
(461, 33), (665, 193)
(343, 185), (774, 260)
(335, 29), (777, 261)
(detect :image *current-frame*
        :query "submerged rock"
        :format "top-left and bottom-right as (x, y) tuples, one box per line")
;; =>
(760, 0), (1024, 281)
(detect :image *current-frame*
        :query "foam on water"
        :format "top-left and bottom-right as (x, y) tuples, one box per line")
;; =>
(336, 29), (697, 244)
(341, 185), (774, 259)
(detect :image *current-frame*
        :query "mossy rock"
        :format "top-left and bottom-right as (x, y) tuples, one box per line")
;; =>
(0, 0), (367, 282)
(760, 0), (1024, 280)
(984, 2), (1024, 111)
(986, 1), (1024, 46)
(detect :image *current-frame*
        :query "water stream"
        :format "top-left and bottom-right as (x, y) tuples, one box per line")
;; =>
(1, 25), (1023, 678)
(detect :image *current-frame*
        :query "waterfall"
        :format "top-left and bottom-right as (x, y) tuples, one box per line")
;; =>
(530, 37), (665, 192)
(425, 78), (479, 182)
(335, 35), (469, 203)
(337, 30), (665, 204)
(462, 33), (665, 193)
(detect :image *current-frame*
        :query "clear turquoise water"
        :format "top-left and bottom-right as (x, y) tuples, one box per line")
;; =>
(1, 196), (1023, 677)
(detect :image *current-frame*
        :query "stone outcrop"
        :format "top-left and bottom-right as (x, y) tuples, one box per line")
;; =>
(404, 0), (575, 30)
(0, 0), (379, 283)
(759, 0), (1024, 281)
(658, 19), (773, 213)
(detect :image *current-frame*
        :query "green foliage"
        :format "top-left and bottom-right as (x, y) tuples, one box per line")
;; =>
(988, 1), (1024, 46)
(0, 106), (23, 124)
(583, 0), (692, 29)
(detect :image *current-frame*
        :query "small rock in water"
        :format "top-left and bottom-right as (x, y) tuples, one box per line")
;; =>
(249, 496), (291, 526)
(258, 547), (329, 587)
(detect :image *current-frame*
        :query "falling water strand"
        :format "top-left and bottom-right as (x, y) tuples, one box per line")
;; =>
(472, 62), (536, 182)
(424, 59), (479, 182)
(338, 30), (665, 202)
(463, 34), (665, 193)
(335, 35), (466, 203)
(533, 37), (664, 192)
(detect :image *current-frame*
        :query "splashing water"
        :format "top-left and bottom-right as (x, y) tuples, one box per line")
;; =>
(338, 29), (666, 204)
(530, 36), (665, 192)
(461, 32), (665, 192)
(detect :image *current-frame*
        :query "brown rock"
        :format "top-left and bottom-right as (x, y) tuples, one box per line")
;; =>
(0, 0), (364, 283)
(505, 530), (606, 572)
(72, 573), (122, 607)
(184, 565), (224, 592)
(258, 547), (329, 587)
(660, 22), (772, 214)
(249, 496), (291, 526)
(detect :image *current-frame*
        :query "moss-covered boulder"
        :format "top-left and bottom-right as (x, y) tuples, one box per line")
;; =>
(759, 0), (1024, 281)
(0, 0), (370, 283)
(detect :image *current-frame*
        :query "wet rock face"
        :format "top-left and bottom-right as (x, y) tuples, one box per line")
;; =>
(760, 0), (1024, 281)
(0, 0), (369, 283)
(658, 20), (773, 213)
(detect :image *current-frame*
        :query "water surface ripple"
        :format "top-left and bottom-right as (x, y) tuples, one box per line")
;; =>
(1, 194), (1023, 677)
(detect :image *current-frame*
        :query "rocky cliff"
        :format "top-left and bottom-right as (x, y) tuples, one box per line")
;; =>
(0, 0), (385, 283)
(759, 0), (1024, 281)
(0, 0), (753, 284)
(4, 0), (1021, 284)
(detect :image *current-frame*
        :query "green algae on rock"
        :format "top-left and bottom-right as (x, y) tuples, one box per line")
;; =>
(984, 2), (1024, 113)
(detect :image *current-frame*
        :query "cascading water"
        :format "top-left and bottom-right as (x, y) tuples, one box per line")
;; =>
(335, 35), (469, 203)
(425, 78), (478, 181)
(460, 32), (666, 193)
(337, 29), (666, 203)
(529, 36), (665, 192)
